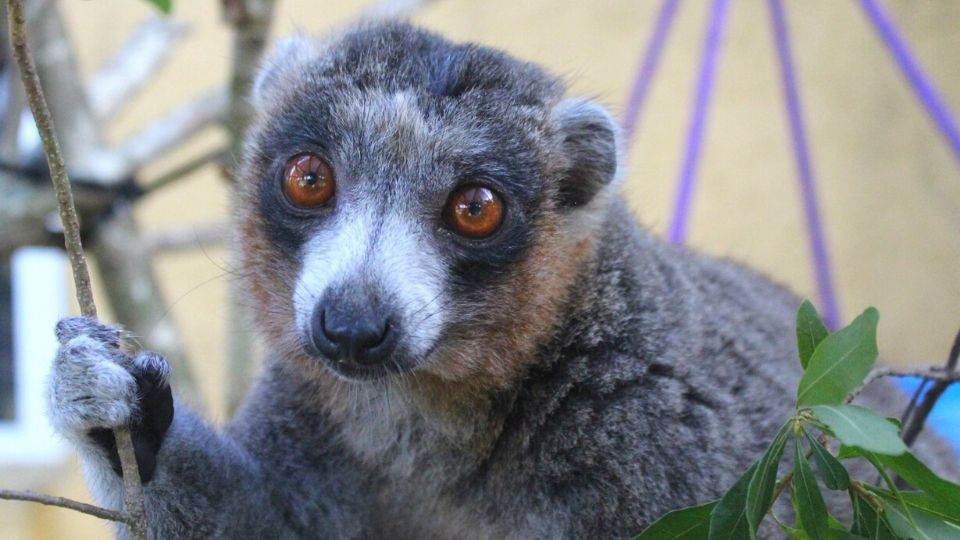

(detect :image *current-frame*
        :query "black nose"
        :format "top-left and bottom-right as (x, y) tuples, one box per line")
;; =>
(310, 304), (396, 366)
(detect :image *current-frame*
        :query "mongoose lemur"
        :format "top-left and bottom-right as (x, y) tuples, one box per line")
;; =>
(48, 21), (955, 539)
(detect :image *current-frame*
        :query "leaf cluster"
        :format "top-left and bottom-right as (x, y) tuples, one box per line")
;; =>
(634, 301), (960, 540)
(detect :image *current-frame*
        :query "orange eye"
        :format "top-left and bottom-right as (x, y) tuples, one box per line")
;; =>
(443, 185), (505, 238)
(283, 153), (335, 208)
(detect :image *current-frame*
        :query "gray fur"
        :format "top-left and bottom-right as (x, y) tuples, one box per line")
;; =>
(47, 22), (956, 539)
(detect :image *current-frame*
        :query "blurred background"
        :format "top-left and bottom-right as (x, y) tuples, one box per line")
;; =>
(0, 0), (958, 537)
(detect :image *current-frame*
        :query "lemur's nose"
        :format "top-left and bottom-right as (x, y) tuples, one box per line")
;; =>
(310, 303), (396, 366)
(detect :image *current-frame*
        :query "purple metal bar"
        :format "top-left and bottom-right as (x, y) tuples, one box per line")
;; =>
(621, 0), (682, 146)
(769, 0), (841, 329)
(860, 0), (960, 167)
(668, 0), (730, 245)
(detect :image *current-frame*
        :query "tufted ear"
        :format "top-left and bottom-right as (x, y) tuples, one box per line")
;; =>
(251, 35), (321, 108)
(552, 99), (620, 209)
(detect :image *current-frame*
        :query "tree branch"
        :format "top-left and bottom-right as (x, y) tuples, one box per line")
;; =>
(5, 1), (147, 537)
(901, 328), (960, 446)
(145, 223), (228, 254)
(222, 0), (277, 167)
(222, 0), (277, 416)
(844, 344), (960, 430)
(88, 17), (189, 120)
(7, 0), (96, 317)
(117, 89), (227, 173)
(141, 146), (227, 196)
(0, 489), (128, 523)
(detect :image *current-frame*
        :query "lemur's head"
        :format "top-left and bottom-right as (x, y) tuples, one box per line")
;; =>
(238, 22), (619, 390)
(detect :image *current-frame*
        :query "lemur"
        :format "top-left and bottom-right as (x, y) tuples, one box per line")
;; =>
(48, 21), (956, 539)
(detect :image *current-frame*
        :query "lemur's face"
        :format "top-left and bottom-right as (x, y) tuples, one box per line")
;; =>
(238, 24), (617, 387)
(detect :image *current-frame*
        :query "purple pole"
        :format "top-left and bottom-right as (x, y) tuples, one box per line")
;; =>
(859, 0), (960, 167)
(621, 0), (682, 146)
(768, 0), (841, 329)
(668, 0), (731, 245)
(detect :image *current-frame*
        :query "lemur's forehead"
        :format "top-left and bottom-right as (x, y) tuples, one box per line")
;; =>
(264, 80), (554, 202)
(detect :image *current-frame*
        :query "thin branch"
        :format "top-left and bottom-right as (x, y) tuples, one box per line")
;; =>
(845, 362), (960, 404)
(901, 328), (960, 446)
(88, 17), (189, 120)
(5, 1), (147, 537)
(117, 89), (228, 172)
(145, 223), (228, 253)
(222, 0), (277, 168)
(222, 0), (277, 417)
(0, 489), (128, 523)
(141, 146), (227, 196)
(7, 0), (95, 317)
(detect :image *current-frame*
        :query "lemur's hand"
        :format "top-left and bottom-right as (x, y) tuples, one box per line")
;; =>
(49, 316), (174, 483)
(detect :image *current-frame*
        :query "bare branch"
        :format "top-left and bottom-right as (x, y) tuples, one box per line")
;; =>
(24, 0), (126, 181)
(222, 0), (278, 416)
(222, 0), (277, 166)
(88, 17), (189, 120)
(142, 146), (227, 196)
(7, 0), (96, 317)
(0, 169), (117, 253)
(846, 361), (960, 404)
(117, 89), (227, 172)
(901, 328), (960, 446)
(5, 1), (147, 536)
(145, 223), (228, 254)
(0, 489), (128, 523)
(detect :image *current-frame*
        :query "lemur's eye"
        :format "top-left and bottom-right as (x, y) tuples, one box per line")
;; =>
(283, 153), (335, 208)
(443, 185), (505, 238)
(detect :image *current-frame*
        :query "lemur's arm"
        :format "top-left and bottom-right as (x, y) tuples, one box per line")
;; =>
(48, 317), (365, 539)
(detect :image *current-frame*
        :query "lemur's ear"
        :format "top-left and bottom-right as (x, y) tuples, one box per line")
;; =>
(252, 35), (320, 108)
(552, 99), (620, 209)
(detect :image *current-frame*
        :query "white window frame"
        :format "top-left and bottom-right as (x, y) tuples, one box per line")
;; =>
(0, 247), (69, 484)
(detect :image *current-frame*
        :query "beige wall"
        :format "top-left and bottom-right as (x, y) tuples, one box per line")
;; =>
(2, 0), (959, 537)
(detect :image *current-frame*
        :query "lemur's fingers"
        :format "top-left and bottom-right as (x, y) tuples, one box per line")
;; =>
(49, 318), (176, 483)
(131, 351), (174, 446)
(55, 316), (121, 349)
(87, 351), (174, 483)
(48, 327), (139, 438)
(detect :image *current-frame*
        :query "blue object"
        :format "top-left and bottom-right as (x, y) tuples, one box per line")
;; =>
(897, 377), (960, 453)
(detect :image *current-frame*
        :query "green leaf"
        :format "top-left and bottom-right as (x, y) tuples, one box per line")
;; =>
(850, 492), (897, 540)
(880, 496), (960, 540)
(792, 438), (830, 540)
(796, 300), (829, 370)
(632, 500), (717, 540)
(874, 451), (960, 515)
(803, 430), (849, 490)
(145, 0), (172, 14)
(796, 307), (878, 406)
(778, 522), (810, 540)
(745, 422), (792, 532)
(809, 404), (907, 455)
(709, 462), (758, 540)
(898, 491), (960, 525)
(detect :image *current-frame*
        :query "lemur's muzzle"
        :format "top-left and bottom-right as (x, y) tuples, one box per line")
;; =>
(309, 295), (398, 368)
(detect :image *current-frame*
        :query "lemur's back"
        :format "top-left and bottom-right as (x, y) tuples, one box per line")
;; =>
(45, 21), (956, 539)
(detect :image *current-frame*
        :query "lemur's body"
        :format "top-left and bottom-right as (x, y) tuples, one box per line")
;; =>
(48, 22), (955, 539)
